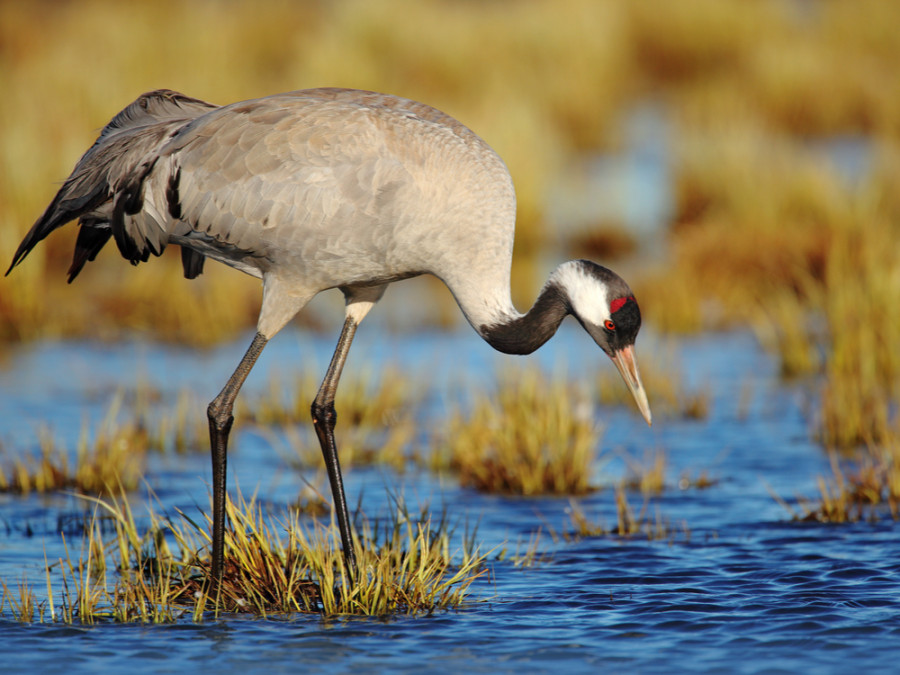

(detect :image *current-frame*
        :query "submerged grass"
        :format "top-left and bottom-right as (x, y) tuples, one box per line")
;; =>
(0, 488), (489, 623)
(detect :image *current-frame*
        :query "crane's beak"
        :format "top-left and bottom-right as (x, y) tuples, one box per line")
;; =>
(610, 345), (652, 426)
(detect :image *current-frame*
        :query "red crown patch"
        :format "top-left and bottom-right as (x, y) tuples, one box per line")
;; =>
(609, 296), (634, 314)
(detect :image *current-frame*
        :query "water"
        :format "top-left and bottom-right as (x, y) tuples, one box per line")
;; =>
(1, 326), (899, 674)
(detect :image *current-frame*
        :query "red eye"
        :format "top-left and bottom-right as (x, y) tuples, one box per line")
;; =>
(604, 319), (616, 331)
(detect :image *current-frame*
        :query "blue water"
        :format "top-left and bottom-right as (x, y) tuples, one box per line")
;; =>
(1, 326), (899, 674)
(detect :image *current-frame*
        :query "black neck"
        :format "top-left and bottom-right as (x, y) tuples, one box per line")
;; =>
(479, 282), (569, 355)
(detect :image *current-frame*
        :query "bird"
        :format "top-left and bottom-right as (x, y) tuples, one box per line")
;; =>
(7, 88), (652, 582)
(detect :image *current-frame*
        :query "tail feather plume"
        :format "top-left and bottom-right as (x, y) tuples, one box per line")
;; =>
(6, 90), (217, 280)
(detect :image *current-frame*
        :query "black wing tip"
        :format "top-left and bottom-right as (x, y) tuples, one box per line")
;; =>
(5, 238), (37, 277)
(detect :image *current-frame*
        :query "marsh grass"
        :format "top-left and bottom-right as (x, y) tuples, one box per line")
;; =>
(620, 449), (667, 495)
(619, 448), (718, 495)
(777, 444), (900, 524)
(243, 366), (417, 470)
(0, 406), (147, 495)
(495, 530), (550, 569)
(746, 167), (900, 451)
(260, 422), (414, 476)
(243, 366), (415, 428)
(153, 389), (209, 455)
(0, 488), (488, 623)
(0, 363), (418, 499)
(0, 388), (210, 495)
(678, 470), (719, 491)
(0, 575), (46, 623)
(171, 491), (489, 617)
(816, 203), (900, 449)
(433, 369), (600, 495)
(753, 297), (818, 380)
(3, 0), (900, 558)
(661, 124), (900, 457)
(565, 490), (677, 542)
(110, 383), (208, 456)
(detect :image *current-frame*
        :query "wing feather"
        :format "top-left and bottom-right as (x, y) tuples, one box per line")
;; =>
(6, 89), (217, 278)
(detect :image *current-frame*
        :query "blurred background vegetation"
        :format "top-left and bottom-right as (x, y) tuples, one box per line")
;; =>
(0, 0), (898, 449)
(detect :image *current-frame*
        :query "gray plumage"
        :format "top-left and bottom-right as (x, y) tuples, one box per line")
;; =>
(8, 89), (651, 581)
(11, 88), (521, 338)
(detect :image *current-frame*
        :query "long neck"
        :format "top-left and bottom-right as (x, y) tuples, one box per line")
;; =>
(478, 281), (569, 355)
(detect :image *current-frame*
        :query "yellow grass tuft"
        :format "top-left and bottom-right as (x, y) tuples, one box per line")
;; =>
(433, 369), (601, 495)
(620, 449), (668, 495)
(0, 387), (210, 495)
(565, 489), (680, 542)
(775, 443), (900, 524)
(5, 488), (490, 623)
(0, 575), (47, 623)
(243, 366), (416, 471)
(0, 396), (148, 495)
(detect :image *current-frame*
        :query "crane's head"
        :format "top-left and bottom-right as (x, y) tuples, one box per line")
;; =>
(558, 260), (652, 426)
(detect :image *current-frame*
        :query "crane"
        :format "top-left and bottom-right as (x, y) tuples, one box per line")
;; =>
(7, 88), (652, 582)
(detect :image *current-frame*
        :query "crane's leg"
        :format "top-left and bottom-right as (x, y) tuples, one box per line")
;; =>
(207, 331), (268, 582)
(311, 315), (361, 574)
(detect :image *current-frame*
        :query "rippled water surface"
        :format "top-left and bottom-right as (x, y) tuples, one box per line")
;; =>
(2, 326), (898, 674)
